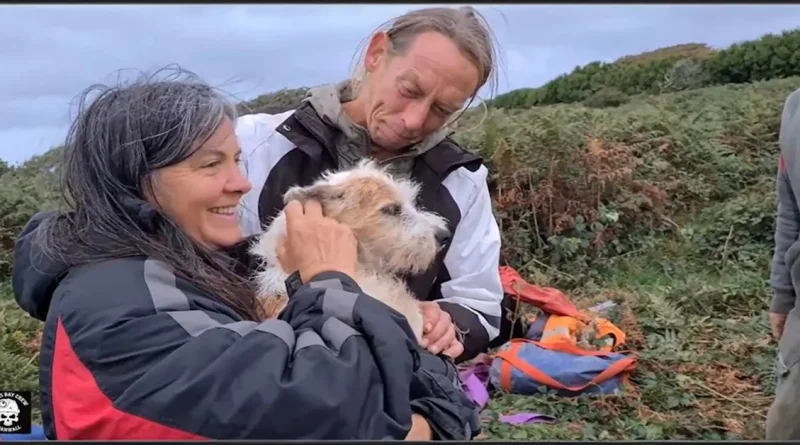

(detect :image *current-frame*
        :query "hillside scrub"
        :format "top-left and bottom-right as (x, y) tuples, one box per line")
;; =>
(453, 76), (797, 289)
(0, 150), (61, 276)
(236, 87), (310, 115)
(1, 74), (798, 440)
(490, 28), (800, 109)
(708, 28), (800, 85)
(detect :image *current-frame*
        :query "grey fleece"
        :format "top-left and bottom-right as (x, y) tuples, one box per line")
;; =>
(766, 88), (800, 442)
(770, 87), (800, 314)
(304, 81), (452, 175)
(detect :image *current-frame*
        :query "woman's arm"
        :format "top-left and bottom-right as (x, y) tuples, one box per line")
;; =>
(48, 264), (421, 440)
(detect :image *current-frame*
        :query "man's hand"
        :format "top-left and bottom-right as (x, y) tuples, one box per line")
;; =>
(277, 200), (358, 282)
(419, 302), (463, 358)
(770, 312), (789, 341)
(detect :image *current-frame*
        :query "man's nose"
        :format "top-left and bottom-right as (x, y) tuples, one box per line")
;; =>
(402, 102), (429, 132)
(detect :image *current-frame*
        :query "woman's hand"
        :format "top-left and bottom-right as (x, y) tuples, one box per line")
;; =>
(277, 200), (358, 282)
(404, 414), (433, 440)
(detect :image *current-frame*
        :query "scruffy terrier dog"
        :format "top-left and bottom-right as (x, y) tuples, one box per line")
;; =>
(249, 159), (451, 341)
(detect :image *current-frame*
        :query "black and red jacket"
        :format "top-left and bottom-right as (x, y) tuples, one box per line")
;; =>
(11, 211), (479, 440)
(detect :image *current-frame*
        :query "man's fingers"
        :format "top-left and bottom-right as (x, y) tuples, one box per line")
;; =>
(435, 325), (457, 353)
(420, 303), (440, 333)
(422, 313), (440, 334)
(442, 340), (464, 359)
(426, 319), (455, 354)
(424, 314), (448, 341)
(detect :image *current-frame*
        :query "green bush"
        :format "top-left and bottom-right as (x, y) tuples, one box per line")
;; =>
(488, 44), (715, 109)
(489, 56), (700, 109)
(660, 58), (713, 93)
(236, 86), (310, 114)
(682, 178), (776, 268)
(488, 29), (800, 110)
(454, 76), (799, 287)
(582, 87), (630, 108)
(708, 28), (800, 85)
(0, 150), (62, 277)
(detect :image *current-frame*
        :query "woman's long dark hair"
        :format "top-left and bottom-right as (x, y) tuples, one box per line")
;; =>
(34, 66), (263, 321)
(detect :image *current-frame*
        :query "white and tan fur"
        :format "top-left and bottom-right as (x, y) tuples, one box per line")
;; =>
(249, 159), (450, 341)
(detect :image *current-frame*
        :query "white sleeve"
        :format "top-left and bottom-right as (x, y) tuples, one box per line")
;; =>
(234, 110), (296, 237)
(439, 164), (503, 341)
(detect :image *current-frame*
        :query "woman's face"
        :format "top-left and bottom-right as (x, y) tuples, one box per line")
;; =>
(149, 117), (252, 250)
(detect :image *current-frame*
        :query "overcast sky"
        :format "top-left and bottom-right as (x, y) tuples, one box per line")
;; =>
(2, 4), (799, 166)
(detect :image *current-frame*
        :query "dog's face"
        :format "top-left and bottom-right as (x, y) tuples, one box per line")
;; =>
(283, 160), (450, 275)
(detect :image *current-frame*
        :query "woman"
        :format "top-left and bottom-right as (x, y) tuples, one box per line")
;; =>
(11, 69), (479, 440)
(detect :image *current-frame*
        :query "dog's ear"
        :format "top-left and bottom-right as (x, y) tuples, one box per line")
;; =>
(283, 183), (344, 205)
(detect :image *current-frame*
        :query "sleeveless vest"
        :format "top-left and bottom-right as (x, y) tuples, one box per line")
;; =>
(256, 103), (483, 302)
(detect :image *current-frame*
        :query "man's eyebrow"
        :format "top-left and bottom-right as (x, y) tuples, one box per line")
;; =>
(400, 71), (422, 88)
(400, 71), (463, 112)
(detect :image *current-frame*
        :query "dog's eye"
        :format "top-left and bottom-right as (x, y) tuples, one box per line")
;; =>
(381, 204), (402, 217)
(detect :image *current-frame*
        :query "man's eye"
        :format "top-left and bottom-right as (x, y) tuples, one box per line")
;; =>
(399, 85), (419, 97)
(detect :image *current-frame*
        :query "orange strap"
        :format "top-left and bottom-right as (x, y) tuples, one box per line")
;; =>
(495, 340), (637, 393)
(531, 337), (635, 357)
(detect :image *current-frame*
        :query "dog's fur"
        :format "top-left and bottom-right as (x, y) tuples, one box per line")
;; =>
(248, 159), (450, 341)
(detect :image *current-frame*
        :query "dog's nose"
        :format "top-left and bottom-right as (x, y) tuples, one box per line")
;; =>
(435, 227), (451, 246)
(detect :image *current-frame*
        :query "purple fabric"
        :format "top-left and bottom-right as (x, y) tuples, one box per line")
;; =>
(457, 361), (559, 426)
(498, 413), (557, 425)
(458, 362), (491, 410)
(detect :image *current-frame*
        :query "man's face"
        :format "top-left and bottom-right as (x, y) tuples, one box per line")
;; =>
(359, 31), (480, 152)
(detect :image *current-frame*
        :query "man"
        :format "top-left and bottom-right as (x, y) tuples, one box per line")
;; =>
(767, 86), (800, 440)
(235, 6), (504, 363)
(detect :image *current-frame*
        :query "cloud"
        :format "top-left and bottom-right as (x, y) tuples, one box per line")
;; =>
(1, 4), (799, 165)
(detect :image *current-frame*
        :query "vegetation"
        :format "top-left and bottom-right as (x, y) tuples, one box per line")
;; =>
(2, 34), (799, 439)
(453, 77), (796, 439)
(236, 86), (309, 114)
(489, 28), (800, 109)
